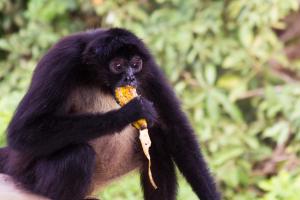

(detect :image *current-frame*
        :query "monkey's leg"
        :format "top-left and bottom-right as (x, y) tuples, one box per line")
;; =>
(31, 144), (96, 200)
(168, 128), (221, 200)
(140, 131), (177, 200)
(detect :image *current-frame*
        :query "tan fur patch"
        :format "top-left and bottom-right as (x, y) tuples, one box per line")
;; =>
(66, 87), (143, 193)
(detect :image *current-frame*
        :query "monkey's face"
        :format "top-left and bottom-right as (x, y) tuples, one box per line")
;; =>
(82, 29), (150, 94)
(90, 48), (146, 94)
(108, 55), (143, 88)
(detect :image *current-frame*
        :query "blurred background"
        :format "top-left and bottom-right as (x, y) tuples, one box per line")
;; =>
(1, 0), (300, 199)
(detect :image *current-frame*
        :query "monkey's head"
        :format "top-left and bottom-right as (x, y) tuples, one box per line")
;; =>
(82, 28), (152, 94)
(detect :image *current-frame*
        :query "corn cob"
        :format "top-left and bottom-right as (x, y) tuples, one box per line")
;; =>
(115, 85), (158, 189)
(115, 86), (147, 130)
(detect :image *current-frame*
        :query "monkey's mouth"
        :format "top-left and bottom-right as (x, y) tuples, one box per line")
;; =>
(116, 78), (137, 88)
(111, 79), (138, 97)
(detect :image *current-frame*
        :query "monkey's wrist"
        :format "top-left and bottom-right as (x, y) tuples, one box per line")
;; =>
(119, 105), (143, 124)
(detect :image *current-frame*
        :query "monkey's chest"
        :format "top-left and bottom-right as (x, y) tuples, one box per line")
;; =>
(67, 88), (144, 190)
(89, 125), (142, 188)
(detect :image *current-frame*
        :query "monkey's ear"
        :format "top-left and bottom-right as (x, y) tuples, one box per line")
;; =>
(82, 42), (113, 66)
(82, 45), (96, 65)
(82, 39), (107, 66)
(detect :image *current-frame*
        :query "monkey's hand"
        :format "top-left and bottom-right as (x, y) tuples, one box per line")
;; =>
(120, 97), (158, 128)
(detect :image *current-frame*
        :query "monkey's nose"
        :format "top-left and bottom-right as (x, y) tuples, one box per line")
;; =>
(125, 75), (135, 82)
(123, 75), (137, 86)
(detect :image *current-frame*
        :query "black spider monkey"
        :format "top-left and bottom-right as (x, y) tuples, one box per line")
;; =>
(0, 28), (221, 200)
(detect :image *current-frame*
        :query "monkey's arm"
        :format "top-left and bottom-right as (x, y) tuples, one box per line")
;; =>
(7, 98), (145, 157)
(146, 68), (221, 200)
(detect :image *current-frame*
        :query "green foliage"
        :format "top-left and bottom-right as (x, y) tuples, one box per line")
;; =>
(1, 0), (300, 199)
(258, 170), (300, 200)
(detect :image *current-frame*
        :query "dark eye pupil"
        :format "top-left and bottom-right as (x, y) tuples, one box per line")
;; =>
(115, 64), (122, 70)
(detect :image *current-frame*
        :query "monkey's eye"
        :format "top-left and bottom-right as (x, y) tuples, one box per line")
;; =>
(109, 58), (126, 74)
(130, 56), (142, 72)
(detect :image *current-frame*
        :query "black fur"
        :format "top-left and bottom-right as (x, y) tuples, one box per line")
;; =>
(0, 28), (221, 200)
